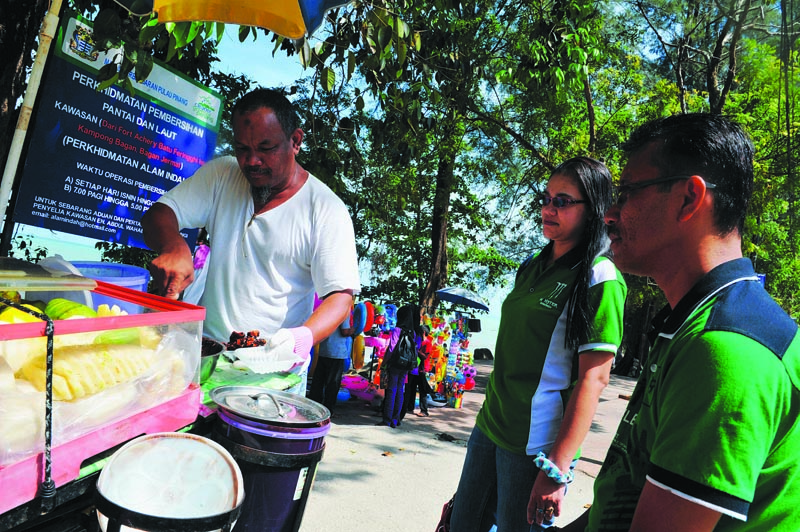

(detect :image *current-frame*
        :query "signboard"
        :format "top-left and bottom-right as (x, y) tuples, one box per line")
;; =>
(12, 14), (222, 249)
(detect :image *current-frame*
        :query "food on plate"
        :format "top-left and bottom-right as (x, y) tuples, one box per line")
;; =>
(225, 330), (266, 350)
(19, 344), (156, 400)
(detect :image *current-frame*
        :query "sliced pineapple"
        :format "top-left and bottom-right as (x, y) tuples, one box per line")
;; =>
(19, 344), (156, 400)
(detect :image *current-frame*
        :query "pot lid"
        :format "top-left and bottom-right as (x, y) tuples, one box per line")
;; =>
(210, 386), (330, 426)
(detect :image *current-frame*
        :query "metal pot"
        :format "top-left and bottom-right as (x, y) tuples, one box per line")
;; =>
(200, 337), (225, 384)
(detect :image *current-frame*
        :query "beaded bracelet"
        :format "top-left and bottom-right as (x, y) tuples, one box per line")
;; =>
(533, 452), (574, 485)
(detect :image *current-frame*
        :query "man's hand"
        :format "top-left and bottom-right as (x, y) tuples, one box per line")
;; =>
(141, 203), (194, 299)
(233, 327), (313, 374)
(148, 247), (194, 299)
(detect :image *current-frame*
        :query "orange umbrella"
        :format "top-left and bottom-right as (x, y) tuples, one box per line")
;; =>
(151, 0), (351, 38)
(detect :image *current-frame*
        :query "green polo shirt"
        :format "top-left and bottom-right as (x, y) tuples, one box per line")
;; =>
(588, 259), (800, 531)
(477, 244), (626, 455)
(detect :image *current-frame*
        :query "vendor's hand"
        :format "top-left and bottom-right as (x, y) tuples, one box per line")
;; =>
(528, 470), (567, 527)
(148, 247), (194, 299)
(273, 327), (313, 371)
(232, 327), (313, 374)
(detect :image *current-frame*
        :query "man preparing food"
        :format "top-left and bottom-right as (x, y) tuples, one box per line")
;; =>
(142, 88), (360, 391)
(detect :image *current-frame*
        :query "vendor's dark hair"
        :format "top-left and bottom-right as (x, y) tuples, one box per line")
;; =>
(552, 157), (613, 351)
(232, 88), (299, 139)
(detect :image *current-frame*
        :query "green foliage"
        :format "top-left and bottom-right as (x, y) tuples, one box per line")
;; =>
(11, 0), (800, 331)
(8, 235), (49, 264)
(94, 241), (157, 271)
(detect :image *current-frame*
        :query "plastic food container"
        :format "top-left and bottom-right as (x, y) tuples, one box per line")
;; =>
(0, 257), (206, 515)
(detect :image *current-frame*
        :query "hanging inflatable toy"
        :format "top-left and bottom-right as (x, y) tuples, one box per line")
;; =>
(363, 301), (375, 331)
(351, 333), (365, 370)
(353, 302), (368, 335)
(463, 377), (476, 391)
(382, 304), (398, 332)
(461, 365), (477, 379)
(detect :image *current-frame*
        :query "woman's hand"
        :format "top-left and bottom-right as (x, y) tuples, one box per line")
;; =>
(528, 470), (567, 526)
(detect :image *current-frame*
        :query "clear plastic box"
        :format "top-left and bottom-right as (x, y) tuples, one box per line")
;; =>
(0, 257), (205, 515)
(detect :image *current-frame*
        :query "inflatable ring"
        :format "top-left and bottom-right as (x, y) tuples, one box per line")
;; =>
(342, 374), (370, 392)
(353, 302), (367, 335)
(351, 334), (365, 370)
(363, 301), (375, 331)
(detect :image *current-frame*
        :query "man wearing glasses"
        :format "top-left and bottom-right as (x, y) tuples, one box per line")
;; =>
(562, 113), (800, 531)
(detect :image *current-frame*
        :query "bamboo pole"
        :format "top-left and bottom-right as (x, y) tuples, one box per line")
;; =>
(0, 0), (64, 240)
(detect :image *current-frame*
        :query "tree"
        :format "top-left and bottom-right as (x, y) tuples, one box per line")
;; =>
(632, 0), (782, 114)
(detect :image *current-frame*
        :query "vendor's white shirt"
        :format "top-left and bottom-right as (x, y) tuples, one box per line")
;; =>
(157, 156), (361, 342)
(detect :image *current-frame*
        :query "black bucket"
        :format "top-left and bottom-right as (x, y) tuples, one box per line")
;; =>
(210, 387), (331, 532)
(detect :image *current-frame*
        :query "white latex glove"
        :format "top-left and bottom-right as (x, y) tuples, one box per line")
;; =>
(232, 327), (313, 374)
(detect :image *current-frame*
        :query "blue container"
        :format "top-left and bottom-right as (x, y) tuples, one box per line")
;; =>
(71, 262), (150, 314)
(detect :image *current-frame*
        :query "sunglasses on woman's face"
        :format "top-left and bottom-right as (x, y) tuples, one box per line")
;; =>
(537, 194), (587, 209)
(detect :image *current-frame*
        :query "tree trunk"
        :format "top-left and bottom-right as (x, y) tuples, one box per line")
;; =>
(421, 118), (463, 311)
(583, 76), (596, 154)
(421, 155), (455, 311)
(0, 0), (49, 172)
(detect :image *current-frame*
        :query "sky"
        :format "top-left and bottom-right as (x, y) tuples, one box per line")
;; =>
(214, 30), (311, 89)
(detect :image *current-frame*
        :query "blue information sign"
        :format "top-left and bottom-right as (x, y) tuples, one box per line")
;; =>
(13, 14), (223, 249)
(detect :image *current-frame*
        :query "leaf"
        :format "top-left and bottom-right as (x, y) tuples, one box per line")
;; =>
(355, 95), (365, 111)
(215, 22), (225, 42)
(97, 72), (117, 91)
(134, 54), (154, 81)
(166, 33), (177, 61)
(186, 21), (202, 44)
(98, 62), (117, 83)
(238, 25), (250, 42)
(93, 8), (122, 45)
(172, 21), (190, 48)
(299, 40), (312, 68)
(322, 66), (335, 92)
(347, 51), (356, 81)
(139, 24), (161, 47)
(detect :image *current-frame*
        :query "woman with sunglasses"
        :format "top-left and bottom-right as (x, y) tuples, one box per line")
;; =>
(449, 157), (627, 531)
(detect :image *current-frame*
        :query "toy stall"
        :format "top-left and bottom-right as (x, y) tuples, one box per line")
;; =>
(336, 300), (482, 410)
(422, 311), (479, 409)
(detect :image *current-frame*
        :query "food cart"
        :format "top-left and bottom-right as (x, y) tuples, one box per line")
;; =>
(0, 257), (205, 531)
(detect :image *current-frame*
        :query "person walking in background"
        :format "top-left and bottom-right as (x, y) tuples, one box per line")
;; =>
(309, 308), (355, 417)
(562, 114), (800, 532)
(378, 304), (420, 428)
(401, 324), (432, 419)
(449, 157), (627, 531)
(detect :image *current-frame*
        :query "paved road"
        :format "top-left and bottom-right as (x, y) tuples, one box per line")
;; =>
(299, 360), (637, 531)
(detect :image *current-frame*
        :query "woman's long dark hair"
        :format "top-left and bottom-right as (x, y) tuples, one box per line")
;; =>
(551, 157), (613, 351)
(396, 304), (419, 333)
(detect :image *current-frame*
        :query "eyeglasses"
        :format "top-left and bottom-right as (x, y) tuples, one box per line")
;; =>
(538, 194), (586, 209)
(612, 175), (716, 205)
